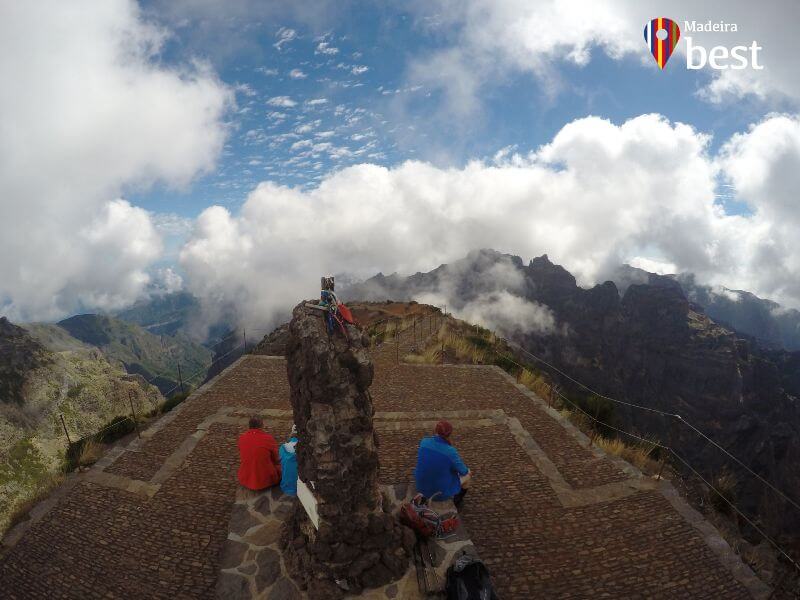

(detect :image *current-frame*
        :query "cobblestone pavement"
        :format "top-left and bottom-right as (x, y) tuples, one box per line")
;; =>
(0, 325), (766, 598)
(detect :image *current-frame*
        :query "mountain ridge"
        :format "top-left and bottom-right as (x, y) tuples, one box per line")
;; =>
(343, 248), (800, 556)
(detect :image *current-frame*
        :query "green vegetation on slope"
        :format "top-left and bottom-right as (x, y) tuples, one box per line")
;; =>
(0, 334), (163, 535)
(47, 314), (212, 395)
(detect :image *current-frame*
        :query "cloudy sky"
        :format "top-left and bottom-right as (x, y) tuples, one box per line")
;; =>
(2, 0), (800, 327)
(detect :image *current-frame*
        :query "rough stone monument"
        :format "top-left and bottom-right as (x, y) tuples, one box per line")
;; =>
(281, 294), (412, 598)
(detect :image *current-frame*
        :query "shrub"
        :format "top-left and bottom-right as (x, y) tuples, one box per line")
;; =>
(466, 335), (491, 350)
(97, 415), (136, 443)
(161, 391), (190, 414)
(491, 353), (520, 376)
(710, 470), (738, 514)
(66, 383), (85, 399)
(583, 394), (615, 426)
(76, 439), (103, 468)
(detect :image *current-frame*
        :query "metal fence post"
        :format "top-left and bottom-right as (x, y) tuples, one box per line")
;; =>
(60, 414), (71, 446)
(128, 391), (141, 439)
(177, 362), (185, 394)
(589, 405), (601, 447)
(243, 328), (247, 353)
(395, 322), (399, 363)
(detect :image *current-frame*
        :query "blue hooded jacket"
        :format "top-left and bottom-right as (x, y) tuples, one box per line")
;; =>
(413, 435), (469, 500)
(279, 437), (298, 496)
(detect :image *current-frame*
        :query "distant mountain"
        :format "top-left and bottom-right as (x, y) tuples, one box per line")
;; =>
(612, 265), (800, 352)
(114, 291), (236, 346)
(345, 249), (800, 548)
(33, 314), (213, 395)
(114, 291), (199, 337)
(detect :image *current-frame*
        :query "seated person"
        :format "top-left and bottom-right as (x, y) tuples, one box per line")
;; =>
(414, 420), (471, 508)
(280, 425), (299, 496)
(237, 416), (281, 490)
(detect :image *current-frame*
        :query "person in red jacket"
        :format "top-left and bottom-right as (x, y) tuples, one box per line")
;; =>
(237, 416), (281, 490)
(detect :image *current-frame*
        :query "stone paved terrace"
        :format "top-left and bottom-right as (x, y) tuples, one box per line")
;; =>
(0, 321), (770, 599)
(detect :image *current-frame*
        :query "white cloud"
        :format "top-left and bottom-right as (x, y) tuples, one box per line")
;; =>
(406, 0), (800, 116)
(152, 267), (185, 295)
(351, 65), (369, 75)
(315, 41), (339, 55)
(180, 113), (800, 329)
(458, 292), (557, 336)
(289, 68), (307, 79)
(235, 83), (257, 97)
(152, 212), (194, 237)
(268, 95), (297, 107)
(290, 139), (313, 151)
(629, 257), (678, 275)
(306, 98), (328, 107)
(0, 1), (230, 321)
(273, 26), (297, 50)
(295, 120), (321, 134)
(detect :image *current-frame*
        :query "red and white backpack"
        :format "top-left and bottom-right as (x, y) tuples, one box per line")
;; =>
(399, 493), (460, 538)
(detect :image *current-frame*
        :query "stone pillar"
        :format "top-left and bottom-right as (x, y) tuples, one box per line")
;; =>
(282, 301), (411, 598)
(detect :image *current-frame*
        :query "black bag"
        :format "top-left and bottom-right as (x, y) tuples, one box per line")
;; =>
(445, 552), (498, 600)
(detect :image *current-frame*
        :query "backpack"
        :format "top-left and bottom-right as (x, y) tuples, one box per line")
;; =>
(399, 493), (460, 539)
(445, 552), (498, 600)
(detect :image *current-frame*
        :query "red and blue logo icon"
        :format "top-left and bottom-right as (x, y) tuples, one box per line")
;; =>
(644, 18), (681, 69)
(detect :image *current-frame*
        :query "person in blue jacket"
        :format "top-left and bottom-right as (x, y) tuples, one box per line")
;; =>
(279, 425), (299, 496)
(414, 420), (471, 508)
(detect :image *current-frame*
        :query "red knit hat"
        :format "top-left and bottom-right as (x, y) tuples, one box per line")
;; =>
(435, 420), (453, 438)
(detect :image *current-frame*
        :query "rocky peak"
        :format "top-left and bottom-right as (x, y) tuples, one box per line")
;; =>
(621, 282), (690, 334)
(526, 254), (580, 304)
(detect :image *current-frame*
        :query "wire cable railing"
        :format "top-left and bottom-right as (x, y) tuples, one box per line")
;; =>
(507, 340), (800, 517)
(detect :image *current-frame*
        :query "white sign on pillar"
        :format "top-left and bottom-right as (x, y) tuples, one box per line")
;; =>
(296, 479), (320, 530)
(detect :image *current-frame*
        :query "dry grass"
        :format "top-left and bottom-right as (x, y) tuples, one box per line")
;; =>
(436, 327), (486, 364)
(596, 436), (658, 472)
(402, 322), (484, 365)
(518, 368), (553, 401)
(564, 408), (592, 433)
(403, 345), (441, 364)
(5, 471), (65, 533)
(77, 439), (103, 468)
